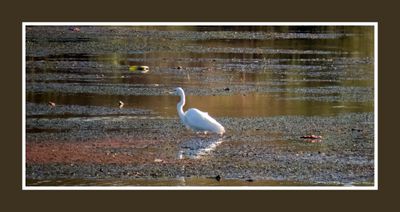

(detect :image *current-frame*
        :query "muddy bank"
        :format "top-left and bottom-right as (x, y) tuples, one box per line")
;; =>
(26, 112), (374, 185)
(26, 82), (373, 102)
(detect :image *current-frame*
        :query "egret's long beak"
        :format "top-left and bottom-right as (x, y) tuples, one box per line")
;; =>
(165, 91), (175, 95)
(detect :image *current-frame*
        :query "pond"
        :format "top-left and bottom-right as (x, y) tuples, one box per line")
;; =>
(25, 25), (375, 187)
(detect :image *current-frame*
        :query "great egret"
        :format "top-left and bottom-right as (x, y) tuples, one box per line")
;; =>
(171, 87), (225, 135)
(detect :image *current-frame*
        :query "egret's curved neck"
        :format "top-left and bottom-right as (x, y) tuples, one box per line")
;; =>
(177, 92), (186, 122)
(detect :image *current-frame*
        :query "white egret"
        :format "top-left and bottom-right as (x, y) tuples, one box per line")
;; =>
(171, 87), (225, 135)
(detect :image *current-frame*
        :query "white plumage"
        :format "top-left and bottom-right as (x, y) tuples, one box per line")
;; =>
(172, 87), (225, 134)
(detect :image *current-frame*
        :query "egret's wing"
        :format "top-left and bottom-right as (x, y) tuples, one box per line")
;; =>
(185, 108), (224, 132)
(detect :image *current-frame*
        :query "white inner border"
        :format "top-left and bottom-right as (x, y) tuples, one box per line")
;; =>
(22, 22), (378, 190)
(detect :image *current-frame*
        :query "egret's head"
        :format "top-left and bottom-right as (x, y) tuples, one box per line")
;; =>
(170, 87), (184, 96)
(174, 87), (184, 93)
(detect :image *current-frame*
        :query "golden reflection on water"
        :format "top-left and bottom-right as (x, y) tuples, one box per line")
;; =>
(27, 91), (372, 117)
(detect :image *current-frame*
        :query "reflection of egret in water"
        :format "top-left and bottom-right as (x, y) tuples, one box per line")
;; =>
(176, 136), (224, 186)
(178, 136), (224, 159)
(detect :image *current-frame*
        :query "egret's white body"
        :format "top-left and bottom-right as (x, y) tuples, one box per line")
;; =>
(173, 87), (225, 135)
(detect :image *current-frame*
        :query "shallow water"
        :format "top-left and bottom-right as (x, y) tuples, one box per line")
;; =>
(27, 92), (372, 117)
(25, 26), (375, 187)
(26, 26), (374, 118)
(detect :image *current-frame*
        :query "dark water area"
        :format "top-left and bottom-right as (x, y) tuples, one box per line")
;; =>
(25, 25), (375, 187)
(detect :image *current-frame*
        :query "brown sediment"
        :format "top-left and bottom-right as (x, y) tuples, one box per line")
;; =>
(26, 139), (176, 165)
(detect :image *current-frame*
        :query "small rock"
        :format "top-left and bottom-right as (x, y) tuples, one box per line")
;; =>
(351, 128), (363, 132)
(129, 65), (149, 73)
(245, 179), (254, 182)
(300, 135), (322, 139)
(69, 27), (80, 32)
(215, 175), (221, 181)
(118, 101), (124, 108)
(176, 66), (183, 70)
(154, 159), (163, 163)
(48, 101), (56, 107)
(224, 87), (230, 91)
